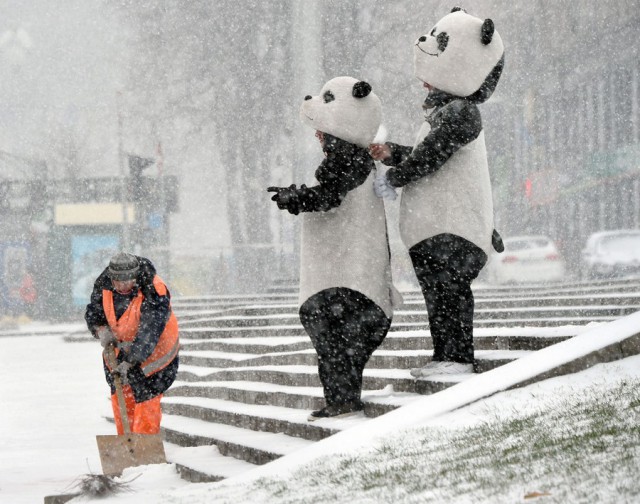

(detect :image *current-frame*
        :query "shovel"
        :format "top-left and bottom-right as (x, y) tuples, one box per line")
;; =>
(96, 344), (167, 476)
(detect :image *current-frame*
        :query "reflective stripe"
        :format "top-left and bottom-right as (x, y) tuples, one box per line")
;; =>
(141, 339), (180, 376)
(118, 341), (133, 350)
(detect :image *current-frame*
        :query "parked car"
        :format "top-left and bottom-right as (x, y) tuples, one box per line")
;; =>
(487, 235), (566, 284)
(581, 230), (640, 279)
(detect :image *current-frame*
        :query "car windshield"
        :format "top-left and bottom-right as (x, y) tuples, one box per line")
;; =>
(597, 234), (640, 254)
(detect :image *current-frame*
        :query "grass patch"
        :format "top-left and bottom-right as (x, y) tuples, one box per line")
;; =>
(210, 378), (640, 503)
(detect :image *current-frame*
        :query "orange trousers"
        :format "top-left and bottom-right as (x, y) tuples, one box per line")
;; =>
(111, 385), (163, 435)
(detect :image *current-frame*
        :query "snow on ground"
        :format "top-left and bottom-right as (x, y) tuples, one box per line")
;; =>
(0, 333), (112, 503)
(1, 318), (640, 503)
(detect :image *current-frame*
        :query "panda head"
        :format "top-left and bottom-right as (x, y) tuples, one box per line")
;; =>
(299, 76), (382, 148)
(414, 7), (504, 102)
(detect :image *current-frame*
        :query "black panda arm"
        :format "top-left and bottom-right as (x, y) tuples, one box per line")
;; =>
(386, 101), (482, 187)
(297, 150), (373, 212)
(269, 140), (374, 214)
(380, 143), (414, 167)
(269, 178), (344, 214)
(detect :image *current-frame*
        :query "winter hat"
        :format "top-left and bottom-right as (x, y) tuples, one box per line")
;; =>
(299, 76), (382, 148)
(413, 8), (504, 99)
(107, 252), (140, 281)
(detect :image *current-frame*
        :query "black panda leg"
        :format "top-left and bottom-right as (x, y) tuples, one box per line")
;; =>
(300, 288), (391, 406)
(300, 290), (356, 406)
(409, 235), (487, 364)
(343, 301), (391, 395)
(421, 268), (476, 363)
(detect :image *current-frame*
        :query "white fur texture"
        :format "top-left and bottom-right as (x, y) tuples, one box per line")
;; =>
(414, 10), (504, 97)
(299, 76), (382, 148)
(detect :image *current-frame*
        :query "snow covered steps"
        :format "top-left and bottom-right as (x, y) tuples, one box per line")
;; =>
(177, 296), (640, 334)
(175, 349), (530, 374)
(162, 278), (640, 482)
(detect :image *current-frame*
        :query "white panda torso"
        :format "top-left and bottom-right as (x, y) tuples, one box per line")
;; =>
(296, 76), (396, 318)
(399, 114), (493, 255)
(299, 170), (394, 318)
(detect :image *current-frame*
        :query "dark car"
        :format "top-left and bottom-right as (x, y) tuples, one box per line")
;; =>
(581, 230), (640, 279)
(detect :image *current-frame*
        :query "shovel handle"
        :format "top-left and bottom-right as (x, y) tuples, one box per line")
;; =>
(104, 344), (132, 434)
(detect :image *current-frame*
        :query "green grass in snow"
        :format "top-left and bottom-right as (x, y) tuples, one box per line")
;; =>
(234, 378), (640, 503)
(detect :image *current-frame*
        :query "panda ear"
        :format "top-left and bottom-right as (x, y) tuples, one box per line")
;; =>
(352, 81), (372, 98)
(451, 6), (466, 13)
(481, 19), (495, 45)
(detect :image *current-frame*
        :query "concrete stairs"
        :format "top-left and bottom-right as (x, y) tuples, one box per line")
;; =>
(162, 277), (640, 482)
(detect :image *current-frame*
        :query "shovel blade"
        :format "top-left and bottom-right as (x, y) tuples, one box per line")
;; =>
(96, 433), (167, 476)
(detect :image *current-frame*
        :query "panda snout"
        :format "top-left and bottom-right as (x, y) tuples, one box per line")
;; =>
(415, 34), (440, 57)
(304, 95), (312, 101)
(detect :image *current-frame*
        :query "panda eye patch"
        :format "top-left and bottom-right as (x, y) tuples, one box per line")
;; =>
(436, 32), (449, 52)
(323, 91), (335, 103)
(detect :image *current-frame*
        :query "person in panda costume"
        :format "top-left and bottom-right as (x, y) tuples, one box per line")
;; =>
(370, 7), (505, 377)
(268, 76), (399, 421)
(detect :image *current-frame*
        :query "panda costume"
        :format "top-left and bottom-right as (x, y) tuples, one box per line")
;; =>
(268, 76), (398, 420)
(374, 8), (505, 377)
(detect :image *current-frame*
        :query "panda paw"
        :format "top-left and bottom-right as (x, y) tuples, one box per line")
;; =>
(373, 175), (397, 201)
(267, 185), (301, 215)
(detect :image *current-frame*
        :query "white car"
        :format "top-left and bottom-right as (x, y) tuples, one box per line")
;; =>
(487, 235), (566, 284)
(581, 230), (640, 279)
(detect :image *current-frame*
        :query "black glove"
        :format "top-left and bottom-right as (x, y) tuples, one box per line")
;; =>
(267, 185), (302, 215)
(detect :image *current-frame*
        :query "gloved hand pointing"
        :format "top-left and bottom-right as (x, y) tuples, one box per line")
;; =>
(96, 326), (116, 349)
(267, 185), (302, 215)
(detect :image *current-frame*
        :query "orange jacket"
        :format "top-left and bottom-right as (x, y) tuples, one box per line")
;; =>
(102, 276), (179, 377)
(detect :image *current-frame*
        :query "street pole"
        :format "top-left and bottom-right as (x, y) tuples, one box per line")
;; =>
(116, 90), (130, 252)
(156, 140), (170, 281)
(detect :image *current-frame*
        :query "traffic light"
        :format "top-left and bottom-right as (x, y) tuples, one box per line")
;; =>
(128, 155), (155, 203)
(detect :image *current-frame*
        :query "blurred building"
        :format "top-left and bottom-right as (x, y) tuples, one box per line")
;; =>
(0, 150), (177, 320)
(44, 164), (178, 319)
(0, 151), (47, 320)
